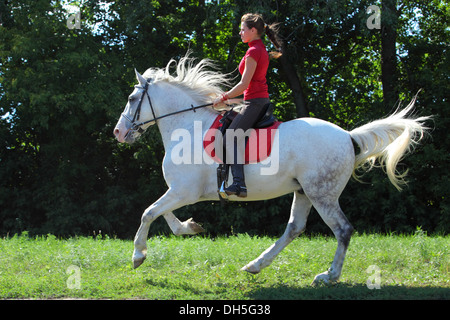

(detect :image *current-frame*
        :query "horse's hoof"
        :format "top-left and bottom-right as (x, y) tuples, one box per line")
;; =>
(132, 257), (146, 269)
(311, 271), (335, 286)
(241, 263), (260, 274)
(186, 218), (205, 234)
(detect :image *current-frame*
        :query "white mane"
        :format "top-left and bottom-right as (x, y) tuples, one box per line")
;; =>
(142, 54), (233, 104)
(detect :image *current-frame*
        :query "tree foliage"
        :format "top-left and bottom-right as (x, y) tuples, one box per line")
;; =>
(0, 0), (448, 237)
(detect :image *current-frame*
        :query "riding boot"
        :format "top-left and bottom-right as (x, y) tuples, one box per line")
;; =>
(224, 164), (247, 198)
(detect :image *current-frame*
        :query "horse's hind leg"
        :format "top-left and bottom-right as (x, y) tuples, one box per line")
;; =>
(310, 198), (354, 285)
(241, 191), (312, 274)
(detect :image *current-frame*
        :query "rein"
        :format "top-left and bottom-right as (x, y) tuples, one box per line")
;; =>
(122, 78), (213, 137)
(136, 102), (214, 128)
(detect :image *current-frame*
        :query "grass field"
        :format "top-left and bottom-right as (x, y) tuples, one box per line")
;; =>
(0, 231), (448, 300)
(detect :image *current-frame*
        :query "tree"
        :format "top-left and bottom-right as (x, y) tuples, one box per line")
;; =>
(0, 0), (132, 235)
(381, 0), (400, 109)
(0, 0), (447, 237)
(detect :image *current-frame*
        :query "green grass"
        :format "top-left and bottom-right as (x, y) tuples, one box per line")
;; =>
(0, 231), (448, 299)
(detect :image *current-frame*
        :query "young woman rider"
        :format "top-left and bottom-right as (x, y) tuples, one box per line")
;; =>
(213, 13), (282, 198)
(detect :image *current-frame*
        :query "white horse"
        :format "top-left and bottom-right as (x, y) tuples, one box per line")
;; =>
(114, 55), (429, 285)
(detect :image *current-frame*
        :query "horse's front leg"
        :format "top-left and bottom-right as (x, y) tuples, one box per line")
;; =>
(163, 212), (204, 236)
(132, 189), (193, 269)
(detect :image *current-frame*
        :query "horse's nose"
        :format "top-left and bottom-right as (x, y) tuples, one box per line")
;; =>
(114, 127), (126, 143)
(114, 127), (120, 138)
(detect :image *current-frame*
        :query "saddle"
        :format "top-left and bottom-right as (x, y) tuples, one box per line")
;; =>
(203, 103), (281, 201)
(219, 102), (278, 133)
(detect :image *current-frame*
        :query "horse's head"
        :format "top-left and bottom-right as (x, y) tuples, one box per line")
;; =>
(114, 54), (233, 144)
(114, 69), (156, 144)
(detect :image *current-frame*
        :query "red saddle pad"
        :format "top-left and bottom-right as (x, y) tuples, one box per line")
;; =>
(203, 114), (282, 164)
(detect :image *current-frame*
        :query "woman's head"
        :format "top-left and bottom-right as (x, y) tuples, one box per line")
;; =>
(240, 13), (265, 37)
(240, 13), (283, 58)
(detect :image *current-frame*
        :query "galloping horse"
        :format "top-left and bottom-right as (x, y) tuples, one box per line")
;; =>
(114, 55), (429, 285)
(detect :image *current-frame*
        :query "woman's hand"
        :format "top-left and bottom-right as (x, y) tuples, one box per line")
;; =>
(212, 96), (223, 108)
(213, 92), (229, 108)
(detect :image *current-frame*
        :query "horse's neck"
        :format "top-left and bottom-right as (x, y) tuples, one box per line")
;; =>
(157, 106), (217, 151)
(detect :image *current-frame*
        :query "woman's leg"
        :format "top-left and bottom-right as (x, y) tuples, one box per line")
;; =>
(223, 98), (270, 197)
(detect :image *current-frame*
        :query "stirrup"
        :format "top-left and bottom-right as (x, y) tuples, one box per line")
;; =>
(219, 181), (229, 199)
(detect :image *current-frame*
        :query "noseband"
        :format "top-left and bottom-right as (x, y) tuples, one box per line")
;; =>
(122, 79), (156, 139)
(122, 78), (213, 140)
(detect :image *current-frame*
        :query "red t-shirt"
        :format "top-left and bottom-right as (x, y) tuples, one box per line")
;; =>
(238, 39), (269, 100)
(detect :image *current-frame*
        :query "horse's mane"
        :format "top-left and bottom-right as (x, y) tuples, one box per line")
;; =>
(142, 53), (233, 104)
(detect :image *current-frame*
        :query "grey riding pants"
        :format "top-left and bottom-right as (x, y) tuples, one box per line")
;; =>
(224, 98), (270, 164)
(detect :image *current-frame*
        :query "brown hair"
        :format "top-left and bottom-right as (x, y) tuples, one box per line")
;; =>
(241, 13), (283, 59)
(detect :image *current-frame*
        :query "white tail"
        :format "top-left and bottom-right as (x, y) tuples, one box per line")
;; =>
(350, 96), (431, 190)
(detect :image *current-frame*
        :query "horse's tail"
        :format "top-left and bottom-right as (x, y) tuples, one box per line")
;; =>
(349, 95), (431, 190)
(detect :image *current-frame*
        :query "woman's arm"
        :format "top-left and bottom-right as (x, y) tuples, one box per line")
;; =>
(213, 56), (257, 107)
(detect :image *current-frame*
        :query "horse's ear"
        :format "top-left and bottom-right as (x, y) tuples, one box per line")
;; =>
(135, 68), (146, 86)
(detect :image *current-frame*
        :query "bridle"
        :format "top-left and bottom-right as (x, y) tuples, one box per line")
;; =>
(122, 78), (213, 140)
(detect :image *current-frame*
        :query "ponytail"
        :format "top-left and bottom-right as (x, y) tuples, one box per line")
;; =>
(241, 13), (283, 59)
(264, 23), (283, 59)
